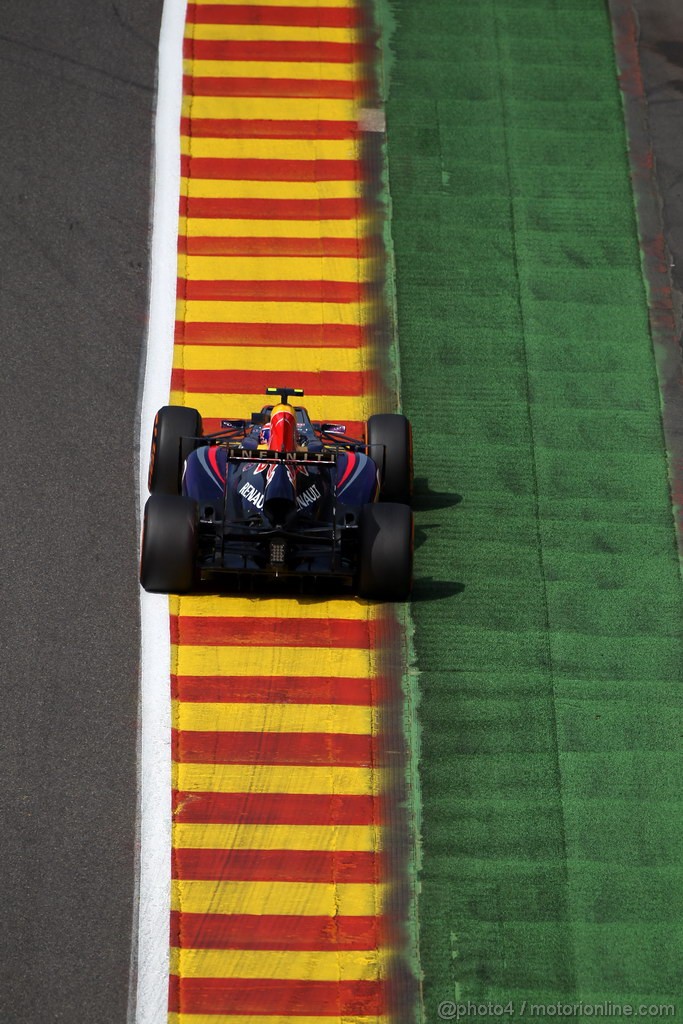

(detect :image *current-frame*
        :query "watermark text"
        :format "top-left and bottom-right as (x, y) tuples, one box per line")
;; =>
(437, 1001), (676, 1020)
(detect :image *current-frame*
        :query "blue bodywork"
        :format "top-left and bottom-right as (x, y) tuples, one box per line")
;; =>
(184, 445), (378, 514)
(180, 405), (379, 584)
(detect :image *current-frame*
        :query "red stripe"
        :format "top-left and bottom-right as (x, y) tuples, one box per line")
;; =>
(186, 3), (362, 28)
(185, 75), (362, 99)
(177, 278), (362, 303)
(178, 235), (371, 257)
(338, 448), (357, 487)
(173, 848), (380, 883)
(180, 116), (358, 139)
(170, 368), (367, 397)
(172, 730), (374, 766)
(170, 911), (379, 950)
(174, 321), (363, 346)
(171, 615), (375, 648)
(206, 444), (225, 483)
(168, 976), (383, 1015)
(183, 38), (369, 63)
(172, 791), (380, 825)
(180, 195), (360, 219)
(180, 155), (362, 181)
(201, 416), (365, 438)
(172, 675), (377, 706)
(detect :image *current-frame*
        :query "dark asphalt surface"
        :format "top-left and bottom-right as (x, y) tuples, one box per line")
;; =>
(0, 3), (161, 1022)
(1, 2), (682, 1023)
(621, 0), (683, 551)
(633, 0), (683, 333)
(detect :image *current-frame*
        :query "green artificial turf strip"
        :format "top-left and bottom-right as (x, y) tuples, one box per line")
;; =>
(383, 0), (683, 1018)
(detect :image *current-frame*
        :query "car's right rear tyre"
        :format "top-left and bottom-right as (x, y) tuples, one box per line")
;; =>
(357, 502), (413, 601)
(140, 495), (198, 593)
(148, 405), (202, 495)
(366, 413), (413, 504)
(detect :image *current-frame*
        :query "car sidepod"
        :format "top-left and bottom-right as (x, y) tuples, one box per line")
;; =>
(182, 444), (227, 505)
(336, 451), (379, 505)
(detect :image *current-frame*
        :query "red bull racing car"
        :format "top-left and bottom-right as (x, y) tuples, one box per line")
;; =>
(140, 387), (413, 599)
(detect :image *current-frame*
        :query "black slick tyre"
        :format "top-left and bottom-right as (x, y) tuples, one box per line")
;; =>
(140, 495), (198, 593)
(366, 413), (413, 504)
(357, 502), (413, 600)
(148, 405), (202, 495)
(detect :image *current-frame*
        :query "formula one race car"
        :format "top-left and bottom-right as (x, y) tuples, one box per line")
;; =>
(140, 387), (413, 599)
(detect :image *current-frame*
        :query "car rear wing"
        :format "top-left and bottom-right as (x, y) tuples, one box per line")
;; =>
(226, 449), (338, 467)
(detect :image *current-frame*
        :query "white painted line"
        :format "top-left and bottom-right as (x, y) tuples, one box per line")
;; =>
(133, 2), (187, 1023)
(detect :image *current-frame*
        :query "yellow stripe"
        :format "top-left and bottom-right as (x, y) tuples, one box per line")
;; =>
(172, 344), (363, 372)
(170, 947), (380, 982)
(180, 218), (369, 238)
(174, 763), (378, 796)
(172, 595), (373, 619)
(174, 700), (374, 735)
(170, 392), (372, 422)
(177, 299), (372, 325)
(172, 823), (380, 851)
(181, 136), (359, 160)
(181, 176), (361, 199)
(172, 643), (373, 679)
(186, 25), (359, 44)
(178, 254), (370, 282)
(171, 879), (382, 916)
(184, 59), (362, 81)
(181, 95), (357, 121)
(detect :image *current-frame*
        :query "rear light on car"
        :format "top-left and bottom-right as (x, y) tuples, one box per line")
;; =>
(269, 541), (286, 565)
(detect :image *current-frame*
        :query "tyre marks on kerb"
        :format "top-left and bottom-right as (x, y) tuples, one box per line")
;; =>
(168, 1), (407, 1020)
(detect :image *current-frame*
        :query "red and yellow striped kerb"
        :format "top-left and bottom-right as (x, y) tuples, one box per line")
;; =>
(168, 1), (410, 1020)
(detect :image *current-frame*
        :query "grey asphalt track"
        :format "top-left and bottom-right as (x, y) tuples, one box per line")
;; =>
(632, 0), (683, 332)
(618, 0), (683, 554)
(0, 3), (161, 1022)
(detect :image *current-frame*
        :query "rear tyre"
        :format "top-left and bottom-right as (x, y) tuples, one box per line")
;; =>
(140, 495), (198, 593)
(357, 502), (413, 600)
(148, 405), (202, 495)
(366, 413), (413, 504)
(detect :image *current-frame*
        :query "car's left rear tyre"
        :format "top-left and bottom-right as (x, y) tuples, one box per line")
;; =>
(148, 405), (203, 495)
(140, 494), (198, 594)
(357, 502), (413, 601)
